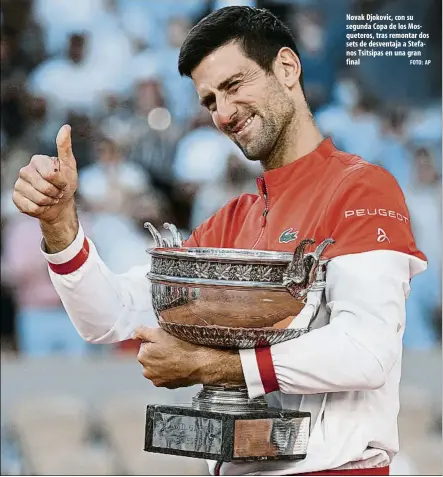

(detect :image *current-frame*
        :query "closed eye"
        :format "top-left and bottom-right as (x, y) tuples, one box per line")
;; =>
(200, 94), (215, 111)
(200, 77), (243, 111)
(228, 81), (241, 91)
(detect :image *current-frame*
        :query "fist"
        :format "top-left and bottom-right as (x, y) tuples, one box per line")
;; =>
(12, 125), (78, 223)
(134, 327), (206, 389)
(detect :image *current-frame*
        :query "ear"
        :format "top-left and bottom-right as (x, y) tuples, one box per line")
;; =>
(273, 47), (301, 90)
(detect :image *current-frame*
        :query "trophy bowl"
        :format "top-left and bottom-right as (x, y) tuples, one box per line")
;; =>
(143, 223), (334, 462)
(149, 247), (322, 348)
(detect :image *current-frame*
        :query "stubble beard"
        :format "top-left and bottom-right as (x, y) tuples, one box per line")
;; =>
(236, 87), (296, 165)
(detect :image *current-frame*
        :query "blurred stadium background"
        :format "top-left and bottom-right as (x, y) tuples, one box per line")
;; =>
(1, 0), (441, 475)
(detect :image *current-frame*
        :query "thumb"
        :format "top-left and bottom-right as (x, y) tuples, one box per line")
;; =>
(56, 124), (75, 165)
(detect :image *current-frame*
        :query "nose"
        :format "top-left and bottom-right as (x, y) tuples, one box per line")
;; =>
(214, 96), (237, 129)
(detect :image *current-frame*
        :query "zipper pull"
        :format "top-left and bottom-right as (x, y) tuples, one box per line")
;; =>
(261, 193), (268, 226)
(263, 194), (269, 216)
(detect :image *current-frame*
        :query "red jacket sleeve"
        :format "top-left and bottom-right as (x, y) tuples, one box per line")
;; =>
(322, 165), (426, 261)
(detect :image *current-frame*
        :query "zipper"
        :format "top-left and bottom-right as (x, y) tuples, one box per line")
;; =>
(252, 179), (269, 249)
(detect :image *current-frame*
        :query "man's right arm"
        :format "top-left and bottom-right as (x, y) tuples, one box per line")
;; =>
(41, 208), (200, 343)
(40, 199), (79, 253)
(12, 124), (174, 344)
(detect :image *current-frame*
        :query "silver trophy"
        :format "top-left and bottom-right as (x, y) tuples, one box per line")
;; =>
(144, 222), (334, 462)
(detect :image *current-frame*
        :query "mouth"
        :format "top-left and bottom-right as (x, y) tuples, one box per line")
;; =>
(231, 114), (256, 137)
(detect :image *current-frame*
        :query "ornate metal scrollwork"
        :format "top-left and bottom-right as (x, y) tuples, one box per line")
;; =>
(283, 238), (335, 299)
(144, 222), (184, 248)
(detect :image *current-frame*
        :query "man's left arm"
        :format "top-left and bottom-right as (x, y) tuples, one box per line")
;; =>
(237, 165), (428, 397)
(238, 249), (426, 398)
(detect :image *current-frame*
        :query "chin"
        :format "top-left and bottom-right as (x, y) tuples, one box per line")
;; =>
(234, 137), (259, 160)
(237, 143), (257, 161)
(242, 141), (272, 162)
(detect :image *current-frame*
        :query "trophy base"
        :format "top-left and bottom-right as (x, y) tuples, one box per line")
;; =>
(145, 404), (310, 462)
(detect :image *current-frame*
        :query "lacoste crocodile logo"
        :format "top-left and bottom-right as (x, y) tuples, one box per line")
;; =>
(279, 228), (299, 244)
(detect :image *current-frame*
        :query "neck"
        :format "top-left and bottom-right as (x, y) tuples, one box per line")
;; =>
(261, 107), (324, 171)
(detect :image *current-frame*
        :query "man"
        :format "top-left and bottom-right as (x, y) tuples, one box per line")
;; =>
(12, 6), (426, 477)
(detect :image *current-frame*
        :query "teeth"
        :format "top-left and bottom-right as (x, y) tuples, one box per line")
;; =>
(238, 115), (254, 133)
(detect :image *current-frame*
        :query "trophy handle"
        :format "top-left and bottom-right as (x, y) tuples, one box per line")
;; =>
(283, 239), (315, 290)
(283, 238), (334, 299)
(311, 238), (335, 261)
(163, 223), (184, 247)
(162, 237), (174, 248)
(144, 222), (164, 247)
(144, 222), (184, 248)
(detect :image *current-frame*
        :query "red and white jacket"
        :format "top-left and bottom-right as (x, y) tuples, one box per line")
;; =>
(43, 139), (427, 475)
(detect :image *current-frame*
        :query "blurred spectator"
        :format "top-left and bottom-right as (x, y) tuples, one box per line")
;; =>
(374, 107), (413, 192)
(190, 152), (257, 229)
(403, 147), (442, 350)
(118, 0), (158, 49)
(162, 16), (200, 123)
(83, 1), (134, 98)
(66, 112), (96, 170)
(32, 0), (106, 55)
(1, 29), (28, 141)
(96, 94), (136, 149)
(16, 17), (46, 69)
(117, 0), (205, 49)
(337, 94), (384, 163)
(2, 214), (93, 356)
(124, 78), (182, 187)
(406, 105), (442, 175)
(129, 16), (199, 124)
(290, 7), (333, 110)
(0, 223), (17, 352)
(79, 136), (151, 217)
(19, 95), (57, 155)
(407, 148), (441, 274)
(78, 135), (161, 273)
(315, 73), (358, 147)
(28, 32), (104, 122)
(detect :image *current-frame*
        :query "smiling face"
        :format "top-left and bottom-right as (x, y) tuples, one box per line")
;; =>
(191, 42), (296, 163)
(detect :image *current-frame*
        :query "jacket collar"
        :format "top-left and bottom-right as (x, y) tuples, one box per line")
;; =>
(255, 137), (336, 196)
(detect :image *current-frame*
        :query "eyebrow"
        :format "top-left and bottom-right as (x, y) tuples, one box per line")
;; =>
(199, 72), (244, 108)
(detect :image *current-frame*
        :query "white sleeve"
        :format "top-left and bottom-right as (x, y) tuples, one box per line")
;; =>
(239, 250), (427, 398)
(41, 223), (154, 343)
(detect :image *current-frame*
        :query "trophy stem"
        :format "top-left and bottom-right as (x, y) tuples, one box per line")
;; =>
(192, 385), (268, 414)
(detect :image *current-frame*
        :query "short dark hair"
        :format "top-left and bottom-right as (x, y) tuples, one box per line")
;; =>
(178, 6), (304, 90)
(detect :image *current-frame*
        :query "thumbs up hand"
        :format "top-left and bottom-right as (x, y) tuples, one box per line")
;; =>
(12, 124), (79, 224)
